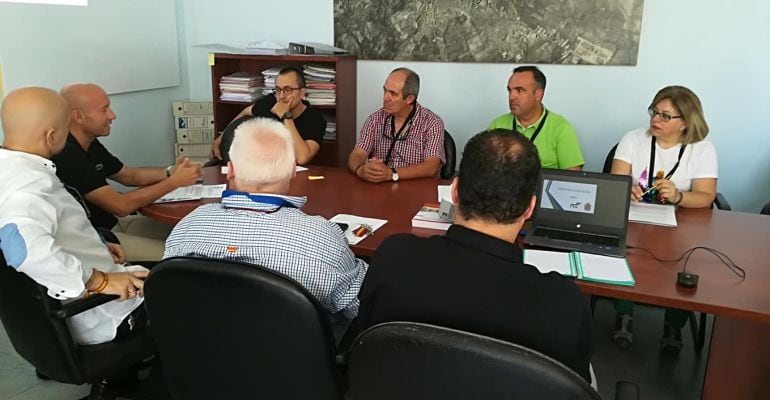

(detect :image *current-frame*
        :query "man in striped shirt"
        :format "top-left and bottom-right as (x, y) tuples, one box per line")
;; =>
(347, 68), (445, 183)
(165, 118), (368, 319)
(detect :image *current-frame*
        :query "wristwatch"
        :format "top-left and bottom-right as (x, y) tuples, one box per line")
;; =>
(391, 168), (399, 182)
(165, 165), (173, 177)
(281, 111), (294, 120)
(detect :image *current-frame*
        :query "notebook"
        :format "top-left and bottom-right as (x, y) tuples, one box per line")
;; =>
(523, 249), (635, 286)
(524, 169), (632, 257)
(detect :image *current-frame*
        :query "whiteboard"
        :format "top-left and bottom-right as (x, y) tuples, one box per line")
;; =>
(0, 0), (180, 95)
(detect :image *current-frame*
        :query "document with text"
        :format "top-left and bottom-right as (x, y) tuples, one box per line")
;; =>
(154, 184), (226, 203)
(628, 202), (677, 227)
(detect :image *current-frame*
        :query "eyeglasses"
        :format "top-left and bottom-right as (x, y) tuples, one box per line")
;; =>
(273, 86), (303, 96)
(648, 108), (683, 122)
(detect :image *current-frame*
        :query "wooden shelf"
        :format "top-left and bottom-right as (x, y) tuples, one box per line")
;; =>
(210, 54), (357, 167)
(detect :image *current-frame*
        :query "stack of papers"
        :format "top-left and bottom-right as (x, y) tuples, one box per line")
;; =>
(628, 202), (677, 227)
(261, 67), (282, 95)
(245, 40), (288, 55)
(523, 249), (635, 286)
(303, 64), (336, 106)
(219, 72), (264, 102)
(154, 184), (226, 203)
(329, 214), (388, 245)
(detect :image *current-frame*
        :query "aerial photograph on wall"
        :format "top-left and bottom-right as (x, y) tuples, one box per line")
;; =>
(334, 0), (645, 65)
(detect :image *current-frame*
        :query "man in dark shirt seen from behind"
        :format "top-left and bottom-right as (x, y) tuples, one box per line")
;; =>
(350, 128), (594, 382)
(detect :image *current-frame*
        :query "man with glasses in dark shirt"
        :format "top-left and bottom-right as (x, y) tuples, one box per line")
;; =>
(211, 66), (326, 165)
(347, 68), (444, 183)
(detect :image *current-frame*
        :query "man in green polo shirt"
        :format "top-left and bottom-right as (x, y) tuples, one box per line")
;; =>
(488, 66), (584, 170)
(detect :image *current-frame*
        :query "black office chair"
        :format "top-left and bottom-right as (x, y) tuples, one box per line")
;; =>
(143, 257), (342, 400)
(603, 143), (618, 174)
(203, 115), (256, 167)
(760, 202), (770, 215)
(0, 249), (156, 400)
(441, 130), (457, 179)
(346, 322), (638, 400)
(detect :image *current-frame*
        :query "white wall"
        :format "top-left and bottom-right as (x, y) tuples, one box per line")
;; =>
(0, 0), (191, 169)
(179, 0), (770, 213)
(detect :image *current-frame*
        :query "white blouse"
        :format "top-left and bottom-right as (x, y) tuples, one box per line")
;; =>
(614, 128), (718, 192)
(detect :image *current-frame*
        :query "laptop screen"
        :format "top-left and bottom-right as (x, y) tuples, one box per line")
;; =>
(534, 169), (631, 233)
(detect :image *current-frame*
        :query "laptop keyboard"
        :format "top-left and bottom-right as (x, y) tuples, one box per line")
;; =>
(533, 227), (620, 248)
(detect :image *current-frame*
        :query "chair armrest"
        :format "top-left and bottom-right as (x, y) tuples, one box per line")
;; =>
(51, 293), (120, 320)
(615, 380), (639, 400)
(713, 192), (731, 210)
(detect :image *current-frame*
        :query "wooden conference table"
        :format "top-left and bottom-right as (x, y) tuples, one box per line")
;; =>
(142, 165), (770, 400)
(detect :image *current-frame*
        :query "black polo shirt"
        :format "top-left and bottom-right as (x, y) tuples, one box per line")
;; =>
(219, 95), (326, 163)
(51, 134), (123, 229)
(351, 224), (594, 382)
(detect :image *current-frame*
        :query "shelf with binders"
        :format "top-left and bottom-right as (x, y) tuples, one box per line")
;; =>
(210, 53), (356, 167)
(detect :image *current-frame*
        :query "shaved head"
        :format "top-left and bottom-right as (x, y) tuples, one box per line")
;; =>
(60, 83), (105, 110)
(60, 83), (116, 140)
(1, 87), (71, 158)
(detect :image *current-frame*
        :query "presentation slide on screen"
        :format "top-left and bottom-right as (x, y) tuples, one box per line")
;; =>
(541, 180), (598, 214)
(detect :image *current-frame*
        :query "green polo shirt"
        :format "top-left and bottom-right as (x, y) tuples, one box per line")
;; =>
(488, 107), (585, 169)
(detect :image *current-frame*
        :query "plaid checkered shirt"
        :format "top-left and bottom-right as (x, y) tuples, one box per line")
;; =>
(355, 102), (445, 175)
(164, 191), (368, 318)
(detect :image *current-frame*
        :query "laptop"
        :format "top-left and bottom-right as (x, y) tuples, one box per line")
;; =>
(524, 169), (632, 257)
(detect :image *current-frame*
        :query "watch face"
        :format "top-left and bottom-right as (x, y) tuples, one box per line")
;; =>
(392, 172), (399, 181)
(282, 111), (294, 120)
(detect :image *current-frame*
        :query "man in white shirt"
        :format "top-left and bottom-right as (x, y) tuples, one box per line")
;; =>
(0, 87), (147, 345)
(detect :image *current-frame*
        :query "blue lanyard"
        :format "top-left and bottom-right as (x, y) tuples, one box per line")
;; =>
(221, 190), (298, 209)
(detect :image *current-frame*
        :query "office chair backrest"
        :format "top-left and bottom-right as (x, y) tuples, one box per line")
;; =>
(441, 130), (457, 179)
(761, 202), (770, 215)
(144, 257), (342, 400)
(347, 322), (600, 400)
(0, 249), (83, 383)
(217, 115), (255, 165)
(603, 143), (618, 173)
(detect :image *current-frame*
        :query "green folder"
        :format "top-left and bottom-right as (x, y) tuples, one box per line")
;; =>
(523, 249), (635, 287)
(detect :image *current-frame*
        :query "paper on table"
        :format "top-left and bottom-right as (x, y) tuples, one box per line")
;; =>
(329, 214), (388, 246)
(200, 184), (226, 198)
(576, 252), (634, 285)
(154, 184), (226, 203)
(628, 202), (677, 227)
(221, 165), (308, 174)
(523, 249), (575, 277)
(437, 185), (452, 203)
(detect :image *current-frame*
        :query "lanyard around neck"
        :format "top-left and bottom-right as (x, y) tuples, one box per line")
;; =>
(647, 137), (686, 186)
(514, 110), (549, 143)
(383, 104), (418, 166)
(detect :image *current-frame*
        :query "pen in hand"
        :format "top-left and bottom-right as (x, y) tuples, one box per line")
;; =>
(639, 172), (673, 197)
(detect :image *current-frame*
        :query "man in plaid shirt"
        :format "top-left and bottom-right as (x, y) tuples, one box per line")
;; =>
(347, 68), (445, 182)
